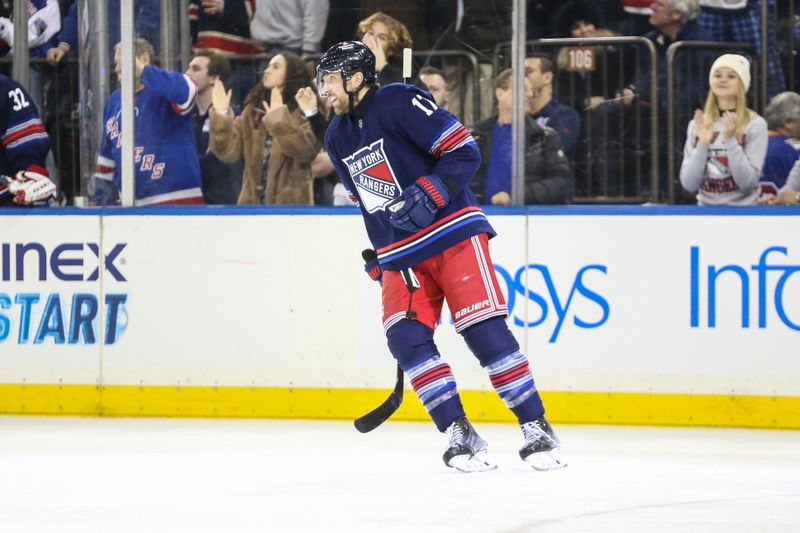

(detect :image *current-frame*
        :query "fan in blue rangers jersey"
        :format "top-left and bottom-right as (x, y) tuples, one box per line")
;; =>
(93, 38), (204, 206)
(0, 73), (56, 206)
(319, 41), (566, 473)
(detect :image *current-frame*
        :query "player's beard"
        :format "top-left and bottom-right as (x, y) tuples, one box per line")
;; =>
(332, 96), (350, 115)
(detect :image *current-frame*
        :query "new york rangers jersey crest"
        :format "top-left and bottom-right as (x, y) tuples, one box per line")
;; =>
(343, 139), (402, 213)
(324, 83), (494, 270)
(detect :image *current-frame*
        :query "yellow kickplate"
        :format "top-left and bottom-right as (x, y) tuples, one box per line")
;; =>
(0, 384), (798, 429)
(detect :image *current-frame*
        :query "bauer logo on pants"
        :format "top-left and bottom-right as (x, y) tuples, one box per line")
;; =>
(342, 139), (402, 213)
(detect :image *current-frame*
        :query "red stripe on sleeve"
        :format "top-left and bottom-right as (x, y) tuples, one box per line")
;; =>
(3, 124), (46, 145)
(434, 129), (471, 157)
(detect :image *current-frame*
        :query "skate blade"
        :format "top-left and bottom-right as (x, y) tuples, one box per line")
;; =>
(448, 452), (498, 473)
(523, 448), (567, 471)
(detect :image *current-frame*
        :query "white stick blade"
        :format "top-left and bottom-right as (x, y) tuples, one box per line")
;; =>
(402, 48), (412, 79)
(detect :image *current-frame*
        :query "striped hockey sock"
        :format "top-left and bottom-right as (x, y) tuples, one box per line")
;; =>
(486, 351), (537, 409)
(407, 356), (460, 414)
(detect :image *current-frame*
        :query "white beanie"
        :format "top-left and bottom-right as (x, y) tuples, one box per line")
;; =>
(709, 54), (751, 92)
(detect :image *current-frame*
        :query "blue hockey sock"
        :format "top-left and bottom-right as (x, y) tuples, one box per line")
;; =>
(486, 351), (544, 423)
(407, 355), (465, 432)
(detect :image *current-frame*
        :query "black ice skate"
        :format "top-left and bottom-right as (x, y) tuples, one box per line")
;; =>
(519, 415), (567, 471)
(442, 417), (497, 473)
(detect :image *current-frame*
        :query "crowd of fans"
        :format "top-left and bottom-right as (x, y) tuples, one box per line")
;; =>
(0, 0), (798, 208)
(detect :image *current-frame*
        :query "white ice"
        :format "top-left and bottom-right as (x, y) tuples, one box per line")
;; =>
(0, 416), (798, 533)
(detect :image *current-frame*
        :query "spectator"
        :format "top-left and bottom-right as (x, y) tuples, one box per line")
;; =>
(0, 73), (56, 206)
(767, 159), (800, 205)
(635, 0), (710, 115)
(209, 52), (321, 204)
(190, 0), (259, 54)
(552, 0), (635, 111)
(622, 0), (652, 15)
(45, 1), (161, 202)
(357, 11), (412, 86)
(698, 0), (785, 99)
(679, 54), (767, 205)
(776, 173), (800, 205)
(418, 66), (452, 109)
(0, 1), (60, 68)
(185, 51), (243, 204)
(470, 69), (573, 205)
(619, 0), (654, 35)
(45, 0), (160, 66)
(250, 0), (329, 55)
(525, 54), (581, 158)
(590, 0), (711, 197)
(92, 38), (203, 206)
(360, 0), (428, 49)
(760, 158), (800, 205)
(0, 0), (61, 193)
(189, 0), (262, 106)
(762, 92), (800, 192)
(294, 81), (340, 205)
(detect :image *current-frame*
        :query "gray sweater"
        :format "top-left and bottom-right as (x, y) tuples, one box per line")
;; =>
(679, 113), (767, 205)
(250, 0), (329, 52)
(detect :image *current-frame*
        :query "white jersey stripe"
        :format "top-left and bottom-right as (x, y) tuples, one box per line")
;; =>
(5, 118), (42, 136)
(5, 132), (50, 149)
(429, 123), (460, 154)
(455, 308), (508, 333)
(382, 311), (407, 334)
(97, 155), (116, 168)
(135, 187), (203, 206)
(173, 74), (198, 113)
(377, 211), (487, 262)
(472, 235), (501, 307)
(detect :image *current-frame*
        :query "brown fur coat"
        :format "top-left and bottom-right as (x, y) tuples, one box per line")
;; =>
(209, 104), (320, 205)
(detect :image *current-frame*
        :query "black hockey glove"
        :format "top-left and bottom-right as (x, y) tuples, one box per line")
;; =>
(388, 176), (450, 233)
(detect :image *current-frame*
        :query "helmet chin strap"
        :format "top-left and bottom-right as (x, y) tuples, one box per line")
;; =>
(344, 74), (367, 115)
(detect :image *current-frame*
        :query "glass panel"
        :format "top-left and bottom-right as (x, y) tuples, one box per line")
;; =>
(29, 0), (797, 207)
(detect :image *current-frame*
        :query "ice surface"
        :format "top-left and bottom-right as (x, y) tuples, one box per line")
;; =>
(0, 416), (798, 532)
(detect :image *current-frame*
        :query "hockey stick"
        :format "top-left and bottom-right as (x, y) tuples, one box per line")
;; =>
(354, 363), (404, 433)
(354, 244), (421, 433)
(354, 249), (406, 433)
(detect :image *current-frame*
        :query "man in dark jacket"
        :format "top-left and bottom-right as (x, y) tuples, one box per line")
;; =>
(470, 69), (574, 205)
(589, 0), (711, 199)
(185, 51), (243, 204)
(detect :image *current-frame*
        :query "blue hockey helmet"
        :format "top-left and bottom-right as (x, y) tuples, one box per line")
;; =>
(316, 41), (377, 95)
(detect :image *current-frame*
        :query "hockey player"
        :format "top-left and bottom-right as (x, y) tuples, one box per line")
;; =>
(0, 73), (56, 206)
(93, 38), (204, 206)
(318, 41), (566, 472)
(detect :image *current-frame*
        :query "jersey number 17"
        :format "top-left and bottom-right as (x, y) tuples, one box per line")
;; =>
(411, 95), (437, 116)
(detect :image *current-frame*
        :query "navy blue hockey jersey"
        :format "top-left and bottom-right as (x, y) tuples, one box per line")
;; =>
(0, 74), (50, 178)
(324, 84), (494, 270)
(93, 65), (203, 206)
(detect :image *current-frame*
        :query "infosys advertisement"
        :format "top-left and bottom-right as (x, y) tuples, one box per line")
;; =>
(0, 210), (798, 399)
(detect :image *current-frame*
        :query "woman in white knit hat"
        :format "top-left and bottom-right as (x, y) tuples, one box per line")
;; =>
(679, 53), (767, 205)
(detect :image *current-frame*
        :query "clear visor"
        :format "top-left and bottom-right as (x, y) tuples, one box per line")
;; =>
(316, 70), (344, 97)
